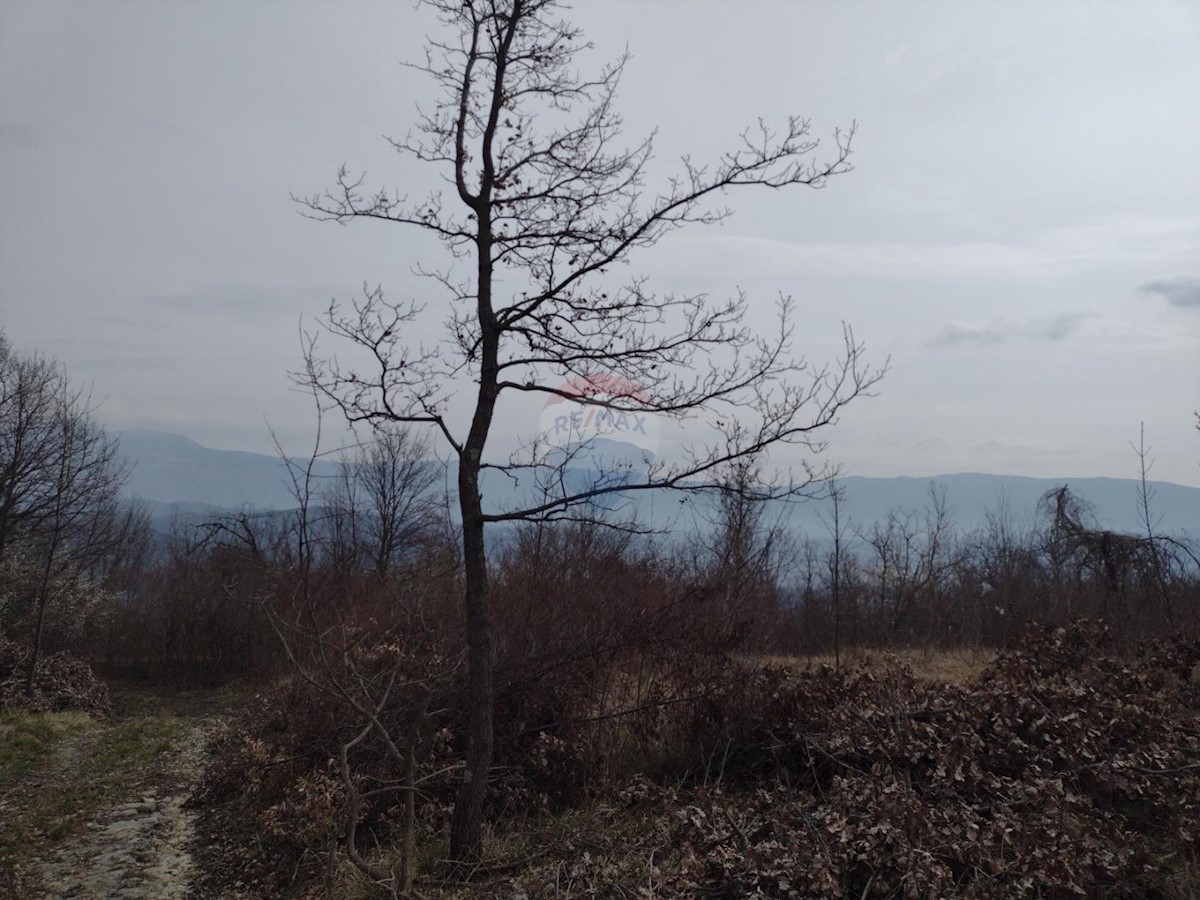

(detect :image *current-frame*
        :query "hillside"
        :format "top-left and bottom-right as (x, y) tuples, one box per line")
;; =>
(118, 430), (338, 511)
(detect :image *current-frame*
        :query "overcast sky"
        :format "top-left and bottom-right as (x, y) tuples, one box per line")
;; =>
(2, 0), (1198, 486)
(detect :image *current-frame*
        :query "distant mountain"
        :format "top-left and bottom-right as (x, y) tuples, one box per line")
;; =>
(763, 473), (1199, 538)
(116, 430), (1200, 538)
(118, 429), (338, 510)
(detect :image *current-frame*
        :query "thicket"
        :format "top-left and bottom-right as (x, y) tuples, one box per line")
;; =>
(197, 611), (1200, 897)
(97, 475), (1200, 682)
(787, 483), (1200, 653)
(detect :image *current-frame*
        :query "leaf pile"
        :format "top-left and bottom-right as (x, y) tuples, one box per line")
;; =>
(0, 635), (110, 717)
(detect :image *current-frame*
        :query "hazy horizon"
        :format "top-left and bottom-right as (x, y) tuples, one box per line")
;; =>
(116, 424), (1200, 491)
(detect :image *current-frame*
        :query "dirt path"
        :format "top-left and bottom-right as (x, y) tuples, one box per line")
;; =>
(0, 683), (240, 899)
(33, 719), (209, 899)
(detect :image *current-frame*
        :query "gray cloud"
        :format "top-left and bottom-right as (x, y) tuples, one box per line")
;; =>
(137, 284), (336, 318)
(1139, 276), (1200, 308)
(977, 439), (1050, 455)
(0, 120), (42, 149)
(94, 314), (169, 332)
(933, 323), (1008, 345)
(931, 311), (1096, 346)
(81, 355), (175, 376)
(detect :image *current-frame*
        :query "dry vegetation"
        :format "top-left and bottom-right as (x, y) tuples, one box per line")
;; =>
(3, 0), (1199, 885)
(192, 621), (1199, 899)
(758, 647), (995, 685)
(5, 429), (1195, 898)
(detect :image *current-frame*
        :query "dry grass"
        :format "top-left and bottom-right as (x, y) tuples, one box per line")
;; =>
(757, 646), (995, 684)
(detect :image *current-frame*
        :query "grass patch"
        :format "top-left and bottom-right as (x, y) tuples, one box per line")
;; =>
(92, 718), (190, 771)
(40, 717), (191, 837)
(0, 710), (93, 786)
(759, 645), (995, 683)
(108, 678), (249, 719)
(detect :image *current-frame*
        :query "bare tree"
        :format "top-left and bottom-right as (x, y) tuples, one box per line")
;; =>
(23, 419), (131, 697)
(352, 427), (440, 579)
(0, 335), (132, 697)
(819, 476), (852, 668)
(970, 490), (1039, 642)
(323, 455), (366, 577)
(0, 336), (66, 557)
(696, 457), (792, 641)
(212, 410), (457, 896)
(1039, 485), (1147, 623)
(297, 0), (883, 860)
(860, 484), (955, 642)
(1132, 423), (1172, 625)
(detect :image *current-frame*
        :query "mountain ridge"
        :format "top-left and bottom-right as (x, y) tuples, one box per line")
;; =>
(117, 430), (1200, 536)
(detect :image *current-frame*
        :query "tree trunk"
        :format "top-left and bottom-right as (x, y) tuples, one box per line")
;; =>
(24, 598), (47, 699)
(25, 551), (56, 698)
(449, 457), (494, 862)
(448, 120), (501, 858)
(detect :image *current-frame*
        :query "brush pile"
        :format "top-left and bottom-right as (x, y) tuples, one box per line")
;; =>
(0, 635), (110, 716)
